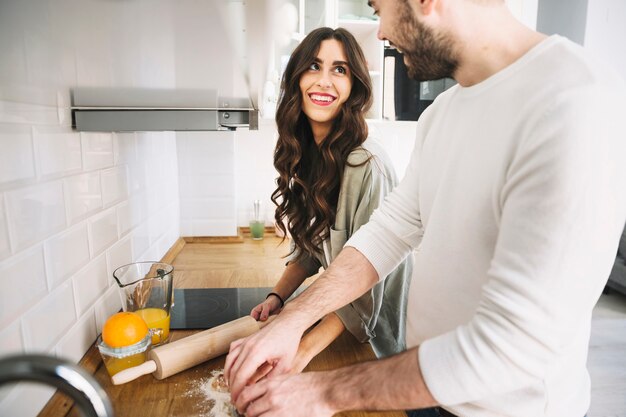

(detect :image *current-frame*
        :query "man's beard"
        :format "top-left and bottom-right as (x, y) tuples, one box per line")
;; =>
(396, 3), (459, 81)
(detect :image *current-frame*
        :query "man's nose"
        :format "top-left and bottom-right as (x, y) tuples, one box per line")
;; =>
(377, 28), (386, 41)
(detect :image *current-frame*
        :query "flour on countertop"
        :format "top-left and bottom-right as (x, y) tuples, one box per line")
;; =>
(185, 369), (238, 417)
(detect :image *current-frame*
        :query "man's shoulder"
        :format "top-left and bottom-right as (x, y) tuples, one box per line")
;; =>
(535, 36), (625, 96)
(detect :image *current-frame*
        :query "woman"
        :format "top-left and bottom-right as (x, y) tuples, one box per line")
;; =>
(251, 27), (412, 373)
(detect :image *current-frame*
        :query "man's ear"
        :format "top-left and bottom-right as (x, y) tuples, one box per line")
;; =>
(418, 0), (439, 15)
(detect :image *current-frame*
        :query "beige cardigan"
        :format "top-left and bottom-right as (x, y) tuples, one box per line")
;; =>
(289, 139), (412, 358)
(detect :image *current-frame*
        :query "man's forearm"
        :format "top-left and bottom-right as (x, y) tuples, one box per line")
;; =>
(280, 247), (379, 332)
(323, 346), (437, 412)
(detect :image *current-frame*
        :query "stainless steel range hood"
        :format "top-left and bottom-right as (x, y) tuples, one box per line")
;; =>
(71, 88), (258, 132)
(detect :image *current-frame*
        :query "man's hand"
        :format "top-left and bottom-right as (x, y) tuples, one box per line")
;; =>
(232, 346), (438, 416)
(233, 371), (336, 417)
(224, 317), (304, 403)
(226, 247), (380, 406)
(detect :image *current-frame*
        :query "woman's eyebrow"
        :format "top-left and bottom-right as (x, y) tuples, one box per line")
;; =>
(312, 57), (349, 67)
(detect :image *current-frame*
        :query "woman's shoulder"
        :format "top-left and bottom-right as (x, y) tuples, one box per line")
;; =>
(347, 138), (395, 175)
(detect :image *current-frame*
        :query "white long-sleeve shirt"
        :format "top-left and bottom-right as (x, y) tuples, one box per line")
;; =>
(347, 35), (626, 417)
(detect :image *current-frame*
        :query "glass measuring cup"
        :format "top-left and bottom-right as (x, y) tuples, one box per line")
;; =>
(113, 262), (174, 346)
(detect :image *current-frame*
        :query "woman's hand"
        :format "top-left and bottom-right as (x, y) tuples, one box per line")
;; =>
(289, 344), (314, 374)
(250, 294), (283, 321)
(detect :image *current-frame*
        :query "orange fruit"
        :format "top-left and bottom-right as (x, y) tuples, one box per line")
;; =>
(102, 312), (149, 348)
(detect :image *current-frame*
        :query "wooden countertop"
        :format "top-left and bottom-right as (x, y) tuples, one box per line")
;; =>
(40, 234), (406, 417)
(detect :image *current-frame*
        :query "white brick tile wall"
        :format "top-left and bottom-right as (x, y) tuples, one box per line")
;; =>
(0, 320), (24, 356)
(233, 124), (277, 226)
(22, 280), (75, 352)
(0, 246), (47, 328)
(81, 132), (114, 171)
(88, 208), (118, 257)
(0, 124), (36, 185)
(106, 236), (132, 285)
(33, 126), (81, 179)
(55, 309), (97, 364)
(137, 245), (159, 262)
(148, 211), (163, 245)
(6, 181), (66, 250)
(177, 131), (237, 236)
(23, 19), (77, 88)
(136, 132), (156, 160)
(0, 193), (11, 260)
(116, 199), (132, 236)
(113, 132), (137, 166)
(0, 14), (26, 80)
(156, 229), (177, 260)
(176, 137), (190, 176)
(367, 120), (417, 179)
(131, 222), (150, 260)
(146, 186), (162, 218)
(72, 255), (108, 316)
(64, 172), (102, 224)
(101, 165), (128, 207)
(127, 160), (148, 193)
(44, 223), (90, 290)
(180, 173), (236, 199)
(181, 198), (236, 220)
(0, 383), (56, 417)
(0, 100), (60, 125)
(94, 285), (122, 334)
(166, 201), (180, 228)
(192, 219), (237, 237)
(180, 219), (192, 236)
(75, 44), (114, 88)
(193, 148), (234, 176)
(129, 192), (148, 229)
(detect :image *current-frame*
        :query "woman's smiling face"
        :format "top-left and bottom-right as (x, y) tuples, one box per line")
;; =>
(299, 39), (353, 142)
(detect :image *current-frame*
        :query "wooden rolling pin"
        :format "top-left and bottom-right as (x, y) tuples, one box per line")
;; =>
(112, 315), (272, 385)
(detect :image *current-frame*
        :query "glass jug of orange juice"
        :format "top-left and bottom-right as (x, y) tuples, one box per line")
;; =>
(113, 262), (174, 346)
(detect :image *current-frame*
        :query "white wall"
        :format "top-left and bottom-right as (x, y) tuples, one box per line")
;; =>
(177, 132), (238, 236)
(506, 0), (539, 29)
(536, 0), (589, 45)
(234, 120), (281, 228)
(585, 0), (626, 81)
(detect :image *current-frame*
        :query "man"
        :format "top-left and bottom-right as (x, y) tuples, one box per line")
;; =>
(224, 0), (626, 416)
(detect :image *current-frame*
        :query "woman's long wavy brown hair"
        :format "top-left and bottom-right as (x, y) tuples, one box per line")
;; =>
(271, 27), (372, 261)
